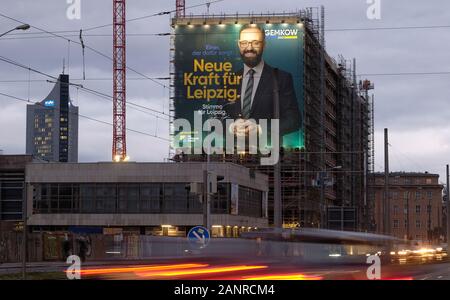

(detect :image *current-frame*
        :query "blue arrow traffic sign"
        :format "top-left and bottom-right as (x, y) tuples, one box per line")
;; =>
(187, 226), (210, 249)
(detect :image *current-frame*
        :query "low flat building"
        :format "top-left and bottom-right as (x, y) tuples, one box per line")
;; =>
(371, 172), (444, 244)
(0, 155), (33, 223)
(25, 162), (268, 237)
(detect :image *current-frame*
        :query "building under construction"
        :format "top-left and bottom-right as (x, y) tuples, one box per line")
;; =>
(169, 8), (374, 231)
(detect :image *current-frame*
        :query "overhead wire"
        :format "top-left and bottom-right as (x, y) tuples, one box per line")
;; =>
(0, 91), (170, 142)
(0, 12), (169, 89)
(0, 55), (170, 119)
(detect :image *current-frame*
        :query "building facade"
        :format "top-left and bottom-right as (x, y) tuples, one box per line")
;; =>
(0, 155), (33, 223)
(371, 172), (444, 244)
(25, 162), (268, 237)
(26, 74), (78, 162)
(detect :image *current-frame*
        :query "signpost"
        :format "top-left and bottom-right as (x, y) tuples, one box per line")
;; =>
(187, 226), (210, 249)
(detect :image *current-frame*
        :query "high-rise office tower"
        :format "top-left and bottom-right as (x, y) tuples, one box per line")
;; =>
(26, 74), (78, 162)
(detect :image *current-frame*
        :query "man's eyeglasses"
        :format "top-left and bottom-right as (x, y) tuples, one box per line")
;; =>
(239, 40), (263, 48)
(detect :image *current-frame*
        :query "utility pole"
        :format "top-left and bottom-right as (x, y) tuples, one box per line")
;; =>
(203, 131), (212, 231)
(273, 67), (282, 229)
(22, 183), (27, 279)
(383, 128), (390, 235)
(363, 151), (368, 232)
(203, 168), (210, 230)
(446, 164), (449, 247)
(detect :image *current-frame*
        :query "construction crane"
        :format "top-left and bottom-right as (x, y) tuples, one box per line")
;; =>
(112, 0), (186, 162)
(112, 0), (128, 162)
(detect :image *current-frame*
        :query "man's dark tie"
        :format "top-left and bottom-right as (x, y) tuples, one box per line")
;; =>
(242, 69), (255, 119)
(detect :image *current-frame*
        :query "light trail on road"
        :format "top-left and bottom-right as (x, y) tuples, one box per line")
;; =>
(134, 265), (268, 278)
(70, 263), (209, 276)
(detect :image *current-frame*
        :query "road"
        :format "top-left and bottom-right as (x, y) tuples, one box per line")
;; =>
(2, 257), (449, 280)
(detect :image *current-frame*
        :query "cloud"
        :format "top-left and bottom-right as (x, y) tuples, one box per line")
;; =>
(1, 0), (450, 181)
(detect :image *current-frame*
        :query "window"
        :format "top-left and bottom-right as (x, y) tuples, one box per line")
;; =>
(118, 184), (139, 213)
(416, 220), (421, 228)
(162, 184), (188, 213)
(403, 191), (409, 200)
(393, 220), (399, 228)
(393, 205), (399, 215)
(238, 186), (262, 218)
(140, 184), (162, 213)
(415, 205), (421, 214)
(404, 178), (412, 185)
(392, 192), (398, 200)
(426, 178), (432, 184)
(49, 185), (59, 212)
(211, 183), (229, 214)
(415, 191), (421, 200)
(427, 191), (433, 199)
(58, 184), (73, 213)
(404, 220), (408, 228)
(80, 185), (95, 213)
(96, 184), (117, 213)
(427, 205), (432, 213)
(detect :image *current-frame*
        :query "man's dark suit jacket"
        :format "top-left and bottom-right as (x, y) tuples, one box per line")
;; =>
(223, 62), (301, 137)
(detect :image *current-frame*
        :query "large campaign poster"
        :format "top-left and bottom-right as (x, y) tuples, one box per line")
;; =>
(173, 22), (304, 154)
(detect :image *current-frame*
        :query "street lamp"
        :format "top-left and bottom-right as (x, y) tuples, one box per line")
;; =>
(0, 24), (31, 38)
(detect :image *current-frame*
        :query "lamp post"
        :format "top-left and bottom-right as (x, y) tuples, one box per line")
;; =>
(2, 23), (32, 280)
(0, 24), (30, 38)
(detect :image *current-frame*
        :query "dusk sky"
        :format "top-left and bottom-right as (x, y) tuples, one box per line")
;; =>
(1, 0), (450, 182)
